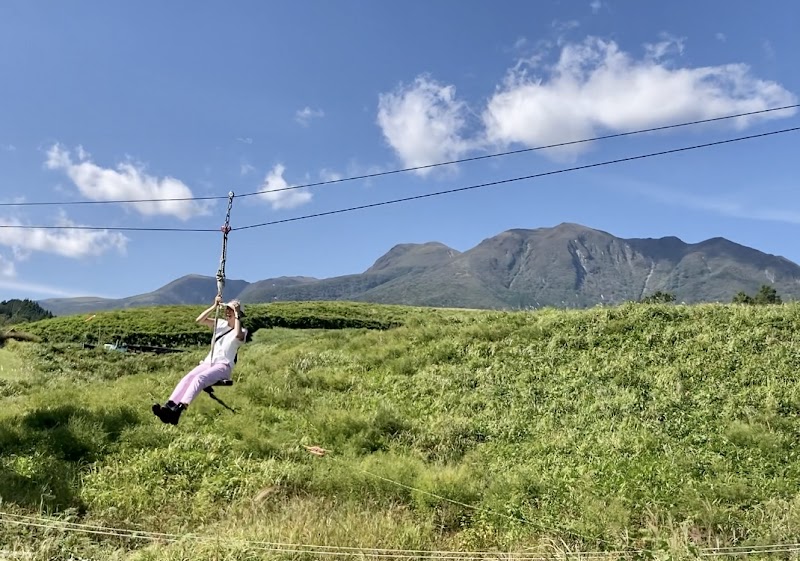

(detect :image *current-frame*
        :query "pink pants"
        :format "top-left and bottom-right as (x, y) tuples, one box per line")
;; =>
(169, 361), (232, 406)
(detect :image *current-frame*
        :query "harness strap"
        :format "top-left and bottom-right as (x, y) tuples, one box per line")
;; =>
(214, 327), (234, 344)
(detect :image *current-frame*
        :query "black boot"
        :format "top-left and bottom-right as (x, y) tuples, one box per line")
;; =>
(151, 403), (170, 424)
(165, 403), (186, 425)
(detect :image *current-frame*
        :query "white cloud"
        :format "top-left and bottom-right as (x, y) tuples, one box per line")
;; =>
(590, 0), (603, 14)
(240, 162), (256, 176)
(236, 137), (253, 145)
(482, 37), (797, 160)
(257, 164), (313, 210)
(295, 107), (325, 127)
(376, 35), (796, 173)
(376, 76), (473, 174)
(45, 144), (211, 220)
(0, 213), (128, 259)
(715, 32), (727, 43)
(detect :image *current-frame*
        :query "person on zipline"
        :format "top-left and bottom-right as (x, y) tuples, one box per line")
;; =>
(152, 296), (247, 425)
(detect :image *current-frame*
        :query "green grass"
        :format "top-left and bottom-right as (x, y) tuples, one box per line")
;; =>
(3, 301), (800, 559)
(0, 347), (28, 380)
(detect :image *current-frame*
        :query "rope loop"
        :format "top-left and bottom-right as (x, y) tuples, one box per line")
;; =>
(209, 191), (235, 363)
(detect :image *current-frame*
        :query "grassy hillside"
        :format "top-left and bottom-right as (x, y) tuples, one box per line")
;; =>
(2, 301), (800, 560)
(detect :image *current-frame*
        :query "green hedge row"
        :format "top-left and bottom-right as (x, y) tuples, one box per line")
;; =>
(22, 302), (407, 348)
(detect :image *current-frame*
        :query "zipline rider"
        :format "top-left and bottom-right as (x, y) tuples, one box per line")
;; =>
(152, 296), (247, 425)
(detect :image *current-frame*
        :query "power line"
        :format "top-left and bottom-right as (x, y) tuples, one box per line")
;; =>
(232, 126), (800, 231)
(0, 104), (796, 209)
(233, 105), (798, 199)
(0, 126), (796, 233)
(0, 224), (219, 232)
(4, 512), (800, 558)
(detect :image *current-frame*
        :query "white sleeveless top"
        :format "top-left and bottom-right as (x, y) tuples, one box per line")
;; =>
(202, 319), (246, 366)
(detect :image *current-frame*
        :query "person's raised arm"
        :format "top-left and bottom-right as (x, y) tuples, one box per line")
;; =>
(196, 295), (223, 328)
(230, 301), (245, 340)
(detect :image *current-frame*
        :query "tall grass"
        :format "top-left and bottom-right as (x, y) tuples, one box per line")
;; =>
(2, 302), (800, 559)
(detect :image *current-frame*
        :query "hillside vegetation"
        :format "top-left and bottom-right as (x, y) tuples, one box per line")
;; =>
(0, 299), (54, 325)
(2, 301), (800, 560)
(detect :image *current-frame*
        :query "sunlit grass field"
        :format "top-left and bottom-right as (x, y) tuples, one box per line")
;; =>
(2, 301), (800, 560)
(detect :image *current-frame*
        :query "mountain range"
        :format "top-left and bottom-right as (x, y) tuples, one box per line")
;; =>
(38, 223), (800, 316)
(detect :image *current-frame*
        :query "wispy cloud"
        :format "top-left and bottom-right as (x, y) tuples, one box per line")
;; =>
(590, 0), (603, 14)
(762, 39), (775, 60)
(0, 212), (128, 259)
(240, 162), (256, 176)
(0, 196), (26, 205)
(552, 20), (580, 35)
(319, 169), (343, 182)
(0, 278), (104, 298)
(715, 32), (727, 43)
(45, 144), (212, 220)
(376, 76), (474, 175)
(257, 164), (313, 210)
(1, 144), (15, 152)
(0, 254), (16, 277)
(339, 160), (389, 188)
(236, 137), (253, 145)
(629, 181), (800, 225)
(295, 107), (325, 127)
(644, 33), (685, 61)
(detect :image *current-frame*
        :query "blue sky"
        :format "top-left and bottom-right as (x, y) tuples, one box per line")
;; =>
(0, 0), (798, 301)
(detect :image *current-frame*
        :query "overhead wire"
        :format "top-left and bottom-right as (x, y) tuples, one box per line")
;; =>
(0, 126), (797, 233)
(233, 104), (798, 199)
(233, 126), (800, 231)
(0, 104), (796, 209)
(0, 513), (617, 559)
(4, 511), (800, 559)
(0, 224), (219, 232)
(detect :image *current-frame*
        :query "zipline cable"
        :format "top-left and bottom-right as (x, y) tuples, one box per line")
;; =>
(0, 126), (797, 233)
(233, 126), (800, 231)
(4, 511), (800, 558)
(0, 104), (796, 208)
(0, 224), (218, 232)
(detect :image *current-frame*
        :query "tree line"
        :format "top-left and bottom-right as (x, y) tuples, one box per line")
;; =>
(639, 285), (783, 305)
(0, 299), (55, 325)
